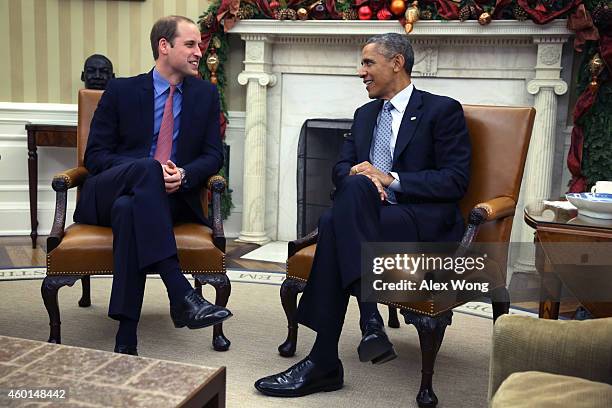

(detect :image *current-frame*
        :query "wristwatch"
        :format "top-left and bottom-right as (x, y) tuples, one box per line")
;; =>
(177, 167), (186, 186)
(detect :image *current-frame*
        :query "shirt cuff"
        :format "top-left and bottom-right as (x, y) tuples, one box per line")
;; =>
(389, 172), (401, 192)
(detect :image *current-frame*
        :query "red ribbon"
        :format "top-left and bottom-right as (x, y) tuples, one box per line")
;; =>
(517, 0), (582, 25)
(435, 0), (460, 19)
(217, 0), (241, 32)
(567, 34), (612, 192)
(567, 4), (599, 52)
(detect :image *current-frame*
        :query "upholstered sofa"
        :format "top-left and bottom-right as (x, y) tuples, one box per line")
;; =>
(489, 315), (612, 407)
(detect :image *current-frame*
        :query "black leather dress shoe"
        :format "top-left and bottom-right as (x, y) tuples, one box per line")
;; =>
(114, 344), (138, 356)
(170, 289), (232, 329)
(254, 357), (343, 397)
(358, 315), (397, 364)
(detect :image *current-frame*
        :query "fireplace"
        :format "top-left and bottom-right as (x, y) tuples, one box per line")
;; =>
(296, 119), (352, 237)
(230, 20), (573, 252)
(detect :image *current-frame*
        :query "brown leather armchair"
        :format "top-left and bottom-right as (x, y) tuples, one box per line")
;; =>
(279, 105), (536, 407)
(43, 89), (231, 351)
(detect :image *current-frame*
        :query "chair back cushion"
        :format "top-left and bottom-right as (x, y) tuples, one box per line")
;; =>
(77, 89), (104, 167)
(286, 104), (536, 316)
(75, 89), (209, 212)
(460, 105), (535, 243)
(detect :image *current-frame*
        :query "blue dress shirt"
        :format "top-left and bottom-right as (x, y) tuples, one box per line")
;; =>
(149, 68), (183, 162)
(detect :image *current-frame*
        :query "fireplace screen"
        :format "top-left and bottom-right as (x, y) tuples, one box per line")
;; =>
(296, 119), (352, 238)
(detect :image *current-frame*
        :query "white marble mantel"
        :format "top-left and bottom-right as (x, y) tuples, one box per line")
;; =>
(230, 20), (573, 258)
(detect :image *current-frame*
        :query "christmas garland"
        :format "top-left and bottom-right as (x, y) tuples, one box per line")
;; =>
(197, 0), (611, 195)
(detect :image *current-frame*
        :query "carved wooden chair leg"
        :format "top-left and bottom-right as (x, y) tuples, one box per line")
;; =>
(41, 275), (82, 344)
(195, 274), (232, 352)
(387, 305), (400, 328)
(403, 310), (453, 408)
(278, 278), (306, 357)
(78, 276), (91, 307)
(490, 286), (510, 322)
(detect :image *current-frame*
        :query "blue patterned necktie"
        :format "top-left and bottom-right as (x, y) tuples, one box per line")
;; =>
(371, 101), (395, 202)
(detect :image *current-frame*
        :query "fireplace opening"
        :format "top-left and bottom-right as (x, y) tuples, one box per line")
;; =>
(296, 119), (352, 238)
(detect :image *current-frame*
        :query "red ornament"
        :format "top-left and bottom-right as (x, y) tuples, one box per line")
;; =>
(377, 7), (392, 20)
(358, 5), (373, 20)
(269, 1), (280, 10)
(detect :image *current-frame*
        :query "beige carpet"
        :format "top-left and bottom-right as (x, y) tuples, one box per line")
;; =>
(0, 278), (493, 407)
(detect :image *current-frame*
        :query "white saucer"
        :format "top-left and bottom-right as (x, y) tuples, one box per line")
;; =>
(565, 193), (612, 220)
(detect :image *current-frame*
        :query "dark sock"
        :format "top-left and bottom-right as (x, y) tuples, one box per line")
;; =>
(309, 331), (341, 371)
(155, 256), (192, 305)
(349, 280), (382, 330)
(115, 318), (138, 346)
(357, 301), (381, 330)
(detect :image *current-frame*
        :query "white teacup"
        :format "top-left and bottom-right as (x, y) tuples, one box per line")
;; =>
(591, 181), (612, 194)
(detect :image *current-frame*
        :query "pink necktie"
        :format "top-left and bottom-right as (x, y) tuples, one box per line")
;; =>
(154, 85), (176, 163)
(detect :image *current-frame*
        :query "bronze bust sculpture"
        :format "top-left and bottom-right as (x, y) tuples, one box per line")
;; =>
(81, 54), (115, 90)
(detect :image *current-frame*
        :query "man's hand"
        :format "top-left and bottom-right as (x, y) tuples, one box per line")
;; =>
(162, 160), (182, 194)
(349, 161), (394, 201)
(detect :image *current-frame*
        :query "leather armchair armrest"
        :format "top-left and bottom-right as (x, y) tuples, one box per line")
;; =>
(51, 166), (89, 192)
(460, 196), (516, 250)
(47, 167), (90, 252)
(288, 229), (318, 258)
(207, 175), (227, 252)
(473, 196), (516, 223)
(488, 315), (612, 401)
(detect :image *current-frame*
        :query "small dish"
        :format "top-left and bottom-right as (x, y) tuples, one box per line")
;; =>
(565, 193), (612, 220)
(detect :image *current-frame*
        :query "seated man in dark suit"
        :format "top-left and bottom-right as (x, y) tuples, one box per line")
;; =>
(74, 15), (232, 356)
(255, 33), (471, 397)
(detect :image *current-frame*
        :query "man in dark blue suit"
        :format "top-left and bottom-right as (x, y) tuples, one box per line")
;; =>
(255, 33), (471, 397)
(74, 16), (232, 356)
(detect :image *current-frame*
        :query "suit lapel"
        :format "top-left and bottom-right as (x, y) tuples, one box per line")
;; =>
(139, 71), (154, 152)
(393, 88), (423, 163)
(357, 99), (383, 162)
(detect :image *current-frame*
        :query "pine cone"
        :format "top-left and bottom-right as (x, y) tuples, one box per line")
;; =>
(342, 9), (358, 20)
(237, 5), (256, 20)
(202, 13), (215, 29)
(513, 4), (529, 21)
(420, 9), (433, 20)
(459, 5), (472, 21)
(592, 3), (611, 27)
(276, 8), (297, 20)
(285, 8), (298, 20)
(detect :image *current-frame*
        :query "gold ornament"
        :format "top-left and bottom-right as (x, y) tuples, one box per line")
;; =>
(297, 8), (308, 20)
(589, 53), (604, 87)
(478, 12), (492, 25)
(404, 1), (419, 33)
(206, 49), (220, 84)
(405, 1), (420, 23)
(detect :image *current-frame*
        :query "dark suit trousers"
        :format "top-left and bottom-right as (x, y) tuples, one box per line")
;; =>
(75, 158), (194, 321)
(296, 175), (419, 336)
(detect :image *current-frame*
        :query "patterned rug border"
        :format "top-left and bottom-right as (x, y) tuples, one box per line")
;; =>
(0, 267), (537, 319)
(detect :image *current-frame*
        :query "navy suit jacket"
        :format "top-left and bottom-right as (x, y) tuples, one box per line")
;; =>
(333, 88), (471, 242)
(78, 71), (223, 227)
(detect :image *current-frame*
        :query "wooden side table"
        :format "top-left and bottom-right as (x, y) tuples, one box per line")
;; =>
(524, 201), (612, 319)
(26, 124), (77, 248)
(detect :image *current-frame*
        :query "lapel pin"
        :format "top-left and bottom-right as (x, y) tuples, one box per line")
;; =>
(410, 116), (417, 121)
